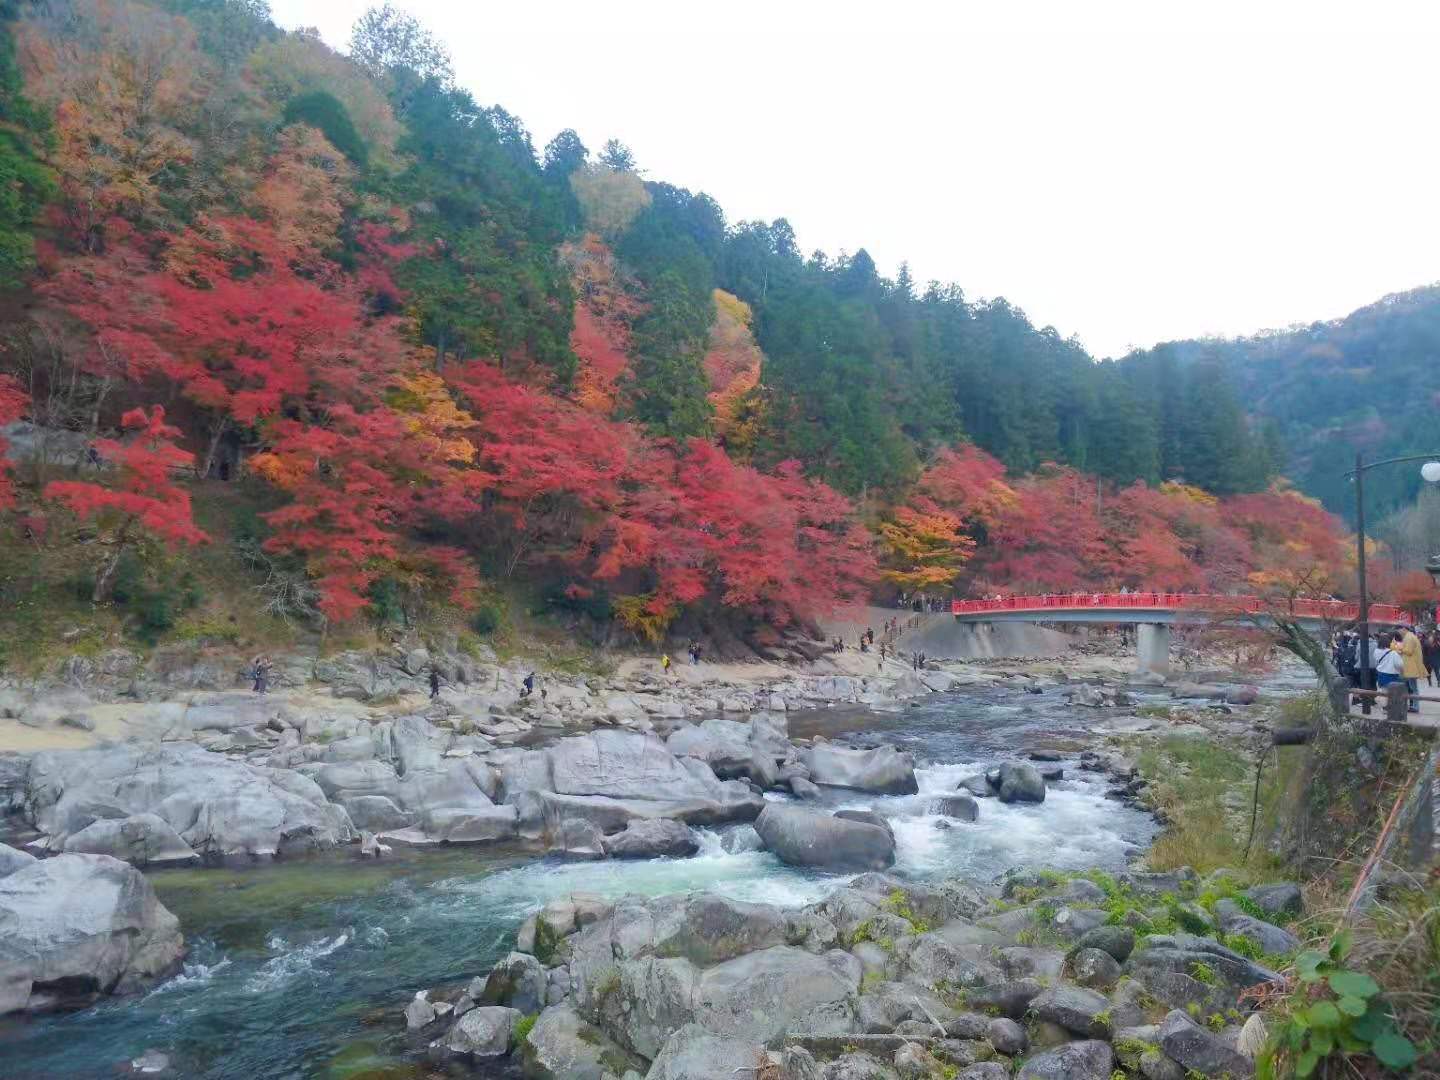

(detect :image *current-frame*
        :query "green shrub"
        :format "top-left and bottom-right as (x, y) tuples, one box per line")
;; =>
(514, 1012), (538, 1044)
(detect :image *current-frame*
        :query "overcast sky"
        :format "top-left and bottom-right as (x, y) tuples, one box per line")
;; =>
(268, 0), (1440, 358)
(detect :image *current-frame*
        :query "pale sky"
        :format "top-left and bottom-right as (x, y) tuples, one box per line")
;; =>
(269, 0), (1440, 358)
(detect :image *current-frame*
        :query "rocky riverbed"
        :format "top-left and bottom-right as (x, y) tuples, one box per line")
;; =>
(0, 635), (1297, 1078)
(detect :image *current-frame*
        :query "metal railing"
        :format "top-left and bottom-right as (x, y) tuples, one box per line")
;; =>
(949, 592), (1408, 624)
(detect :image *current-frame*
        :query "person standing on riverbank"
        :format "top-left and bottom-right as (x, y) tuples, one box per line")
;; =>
(251, 655), (271, 695)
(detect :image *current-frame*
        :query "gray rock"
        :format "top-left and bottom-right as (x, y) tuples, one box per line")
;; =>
(821, 1052), (899, 1080)
(339, 794), (414, 832)
(1139, 1049), (1186, 1080)
(781, 1046), (823, 1080)
(58, 712), (95, 731)
(833, 809), (895, 841)
(1126, 933), (1283, 991)
(442, 1004), (517, 1057)
(0, 842), (37, 879)
(802, 743), (918, 794)
(60, 813), (198, 866)
(928, 795), (979, 821)
(1071, 946), (1123, 989)
(963, 978), (1041, 1018)
(1244, 882), (1303, 918)
(0, 853), (184, 1014)
(957, 774), (994, 798)
(986, 1016), (1027, 1055)
(550, 817), (606, 859)
(754, 803), (896, 871)
(692, 946), (859, 1044)
(24, 742), (353, 860)
(958, 1066), (1008, 1080)
(1212, 901), (1300, 955)
(522, 1004), (642, 1080)
(893, 1043), (946, 1080)
(1028, 984), (1111, 1037)
(603, 818), (699, 859)
(1074, 924), (1136, 962)
(544, 730), (763, 824)
(790, 776), (823, 800)
(644, 1023), (765, 1080)
(479, 951), (547, 1014)
(996, 762), (1046, 803)
(404, 991), (436, 1030)
(996, 946), (1065, 980)
(1159, 1009), (1255, 1077)
(1016, 1041), (1114, 1080)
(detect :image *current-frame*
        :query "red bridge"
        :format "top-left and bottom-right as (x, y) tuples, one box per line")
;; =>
(948, 592), (1406, 676)
(950, 592), (1406, 625)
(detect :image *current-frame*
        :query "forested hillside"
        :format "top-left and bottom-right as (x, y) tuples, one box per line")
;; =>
(0, 0), (1382, 657)
(1123, 287), (1440, 522)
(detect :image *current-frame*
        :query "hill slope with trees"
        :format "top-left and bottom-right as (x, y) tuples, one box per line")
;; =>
(0, 0), (1394, 661)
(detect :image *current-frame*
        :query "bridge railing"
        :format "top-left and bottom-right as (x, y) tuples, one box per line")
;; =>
(950, 592), (1407, 624)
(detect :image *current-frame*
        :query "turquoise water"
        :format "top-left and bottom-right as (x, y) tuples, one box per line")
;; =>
(0, 683), (1159, 1079)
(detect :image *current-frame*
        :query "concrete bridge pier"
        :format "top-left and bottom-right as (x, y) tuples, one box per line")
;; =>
(1136, 622), (1171, 676)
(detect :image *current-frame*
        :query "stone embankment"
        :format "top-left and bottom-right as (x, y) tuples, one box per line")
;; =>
(401, 868), (1300, 1079)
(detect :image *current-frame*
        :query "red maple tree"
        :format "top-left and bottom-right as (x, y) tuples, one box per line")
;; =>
(44, 406), (208, 601)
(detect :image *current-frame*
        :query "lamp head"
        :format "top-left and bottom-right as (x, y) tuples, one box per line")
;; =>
(1428, 553), (1440, 587)
(1422, 461), (1440, 483)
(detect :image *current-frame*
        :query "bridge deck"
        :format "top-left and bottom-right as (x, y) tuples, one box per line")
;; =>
(950, 592), (1406, 626)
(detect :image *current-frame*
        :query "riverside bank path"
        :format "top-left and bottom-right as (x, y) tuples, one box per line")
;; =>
(947, 592), (1408, 676)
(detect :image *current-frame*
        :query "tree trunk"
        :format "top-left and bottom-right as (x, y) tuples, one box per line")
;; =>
(199, 417), (229, 480)
(93, 546), (123, 604)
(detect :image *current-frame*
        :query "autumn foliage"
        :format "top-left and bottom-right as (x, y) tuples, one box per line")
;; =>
(44, 406), (208, 601)
(0, 0), (1380, 643)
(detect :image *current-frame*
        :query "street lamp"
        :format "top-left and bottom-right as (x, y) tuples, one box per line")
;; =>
(1350, 452), (1440, 693)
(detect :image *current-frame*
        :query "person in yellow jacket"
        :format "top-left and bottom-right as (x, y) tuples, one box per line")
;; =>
(1398, 625), (1425, 714)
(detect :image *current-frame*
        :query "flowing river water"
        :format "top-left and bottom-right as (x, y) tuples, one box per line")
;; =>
(0, 678), (1179, 1079)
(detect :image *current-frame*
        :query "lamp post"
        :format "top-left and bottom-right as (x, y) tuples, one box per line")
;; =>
(1350, 452), (1440, 695)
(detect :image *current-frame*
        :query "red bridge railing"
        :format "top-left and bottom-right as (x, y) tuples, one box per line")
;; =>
(950, 592), (1407, 625)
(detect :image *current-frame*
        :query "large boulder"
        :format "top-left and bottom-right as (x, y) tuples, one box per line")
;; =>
(521, 1004), (643, 1080)
(1212, 901), (1300, 955)
(0, 853), (185, 1014)
(803, 743), (918, 794)
(59, 813), (199, 866)
(996, 762), (1046, 803)
(478, 951), (547, 1014)
(691, 946), (859, 1043)
(1126, 933), (1283, 993)
(23, 742), (353, 861)
(0, 842), (38, 878)
(1016, 1041), (1114, 1080)
(602, 818), (700, 859)
(754, 804), (896, 871)
(645, 1023), (765, 1080)
(441, 1005), (518, 1059)
(1159, 1009), (1255, 1077)
(544, 730), (763, 824)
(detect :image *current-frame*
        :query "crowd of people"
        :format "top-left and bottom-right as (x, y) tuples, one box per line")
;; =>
(1332, 625), (1439, 715)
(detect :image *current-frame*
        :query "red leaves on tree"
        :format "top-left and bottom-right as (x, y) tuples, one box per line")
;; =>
(450, 362), (874, 626)
(0, 375), (28, 510)
(44, 405), (208, 547)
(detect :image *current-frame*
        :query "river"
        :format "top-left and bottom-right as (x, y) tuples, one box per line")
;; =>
(0, 679), (1166, 1079)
